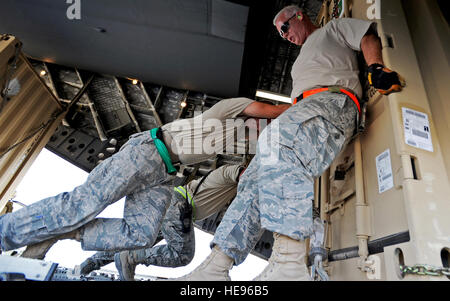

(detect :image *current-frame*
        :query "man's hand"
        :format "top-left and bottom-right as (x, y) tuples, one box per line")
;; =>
(367, 63), (406, 95)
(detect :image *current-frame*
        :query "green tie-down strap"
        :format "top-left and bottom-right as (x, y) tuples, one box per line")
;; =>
(150, 128), (177, 175)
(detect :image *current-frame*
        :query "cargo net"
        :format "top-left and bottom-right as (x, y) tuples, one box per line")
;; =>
(87, 76), (131, 132)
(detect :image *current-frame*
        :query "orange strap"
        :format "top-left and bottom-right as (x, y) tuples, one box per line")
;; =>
(293, 87), (361, 114)
(302, 87), (329, 100)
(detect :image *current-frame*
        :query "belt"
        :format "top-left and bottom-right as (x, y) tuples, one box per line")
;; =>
(293, 86), (361, 115)
(150, 127), (177, 175)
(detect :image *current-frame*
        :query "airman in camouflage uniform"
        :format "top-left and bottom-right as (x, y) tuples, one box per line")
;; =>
(78, 164), (243, 281)
(173, 4), (403, 281)
(113, 189), (196, 281)
(173, 92), (358, 281)
(0, 131), (174, 252)
(0, 98), (288, 259)
(77, 189), (194, 276)
(213, 91), (357, 265)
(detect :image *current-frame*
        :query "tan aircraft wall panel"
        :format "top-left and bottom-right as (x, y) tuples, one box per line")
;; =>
(323, 0), (450, 281)
(360, 101), (409, 238)
(401, 0), (450, 182)
(0, 36), (64, 212)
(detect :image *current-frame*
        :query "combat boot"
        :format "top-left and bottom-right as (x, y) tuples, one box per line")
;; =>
(21, 229), (82, 259)
(252, 233), (311, 281)
(77, 257), (105, 275)
(114, 250), (143, 281)
(76, 251), (117, 275)
(169, 246), (233, 281)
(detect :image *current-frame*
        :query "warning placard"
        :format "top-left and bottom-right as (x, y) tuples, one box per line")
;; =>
(402, 108), (433, 152)
(376, 149), (394, 194)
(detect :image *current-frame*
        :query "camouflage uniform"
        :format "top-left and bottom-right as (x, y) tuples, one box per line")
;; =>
(212, 91), (358, 265)
(81, 164), (241, 272)
(123, 191), (195, 267)
(80, 190), (195, 270)
(0, 98), (253, 254)
(0, 131), (174, 251)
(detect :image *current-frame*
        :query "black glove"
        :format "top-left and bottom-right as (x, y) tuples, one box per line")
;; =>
(368, 63), (405, 95)
(180, 199), (193, 233)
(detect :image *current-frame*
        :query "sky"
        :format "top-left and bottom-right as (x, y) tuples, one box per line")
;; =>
(12, 148), (267, 280)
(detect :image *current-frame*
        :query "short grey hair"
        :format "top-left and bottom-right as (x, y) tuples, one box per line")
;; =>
(273, 5), (302, 26)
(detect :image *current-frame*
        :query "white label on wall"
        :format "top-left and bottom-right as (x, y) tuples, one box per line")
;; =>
(402, 107), (433, 152)
(376, 149), (394, 193)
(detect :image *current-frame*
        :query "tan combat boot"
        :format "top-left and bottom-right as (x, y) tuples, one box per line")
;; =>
(114, 250), (142, 281)
(170, 246), (234, 281)
(253, 233), (311, 281)
(21, 229), (82, 260)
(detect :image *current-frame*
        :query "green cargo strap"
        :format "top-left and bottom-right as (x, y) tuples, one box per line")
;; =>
(150, 128), (177, 175)
(174, 185), (195, 221)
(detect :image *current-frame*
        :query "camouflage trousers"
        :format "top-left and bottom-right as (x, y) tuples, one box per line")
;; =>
(0, 131), (175, 251)
(212, 91), (358, 265)
(84, 190), (195, 268)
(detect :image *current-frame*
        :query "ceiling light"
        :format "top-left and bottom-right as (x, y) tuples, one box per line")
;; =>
(132, 79), (138, 85)
(255, 90), (292, 103)
(40, 70), (47, 76)
(180, 101), (187, 108)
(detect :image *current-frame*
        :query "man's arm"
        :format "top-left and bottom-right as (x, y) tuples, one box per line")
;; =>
(361, 33), (384, 66)
(241, 101), (291, 119)
(361, 32), (405, 95)
(217, 164), (244, 184)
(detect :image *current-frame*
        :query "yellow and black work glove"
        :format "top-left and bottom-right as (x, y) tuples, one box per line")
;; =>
(367, 63), (406, 95)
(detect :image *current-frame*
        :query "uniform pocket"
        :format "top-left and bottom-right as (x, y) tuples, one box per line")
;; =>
(292, 116), (346, 177)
